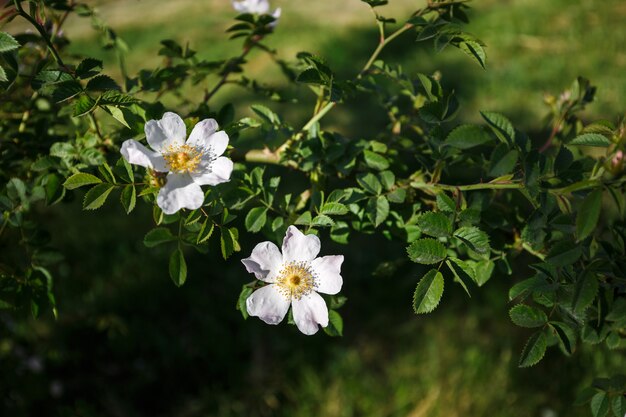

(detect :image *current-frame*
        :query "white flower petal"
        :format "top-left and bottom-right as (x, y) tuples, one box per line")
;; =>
(282, 225), (321, 263)
(186, 119), (219, 150)
(246, 284), (290, 325)
(241, 241), (283, 282)
(207, 131), (229, 157)
(190, 156), (233, 186)
(120, 139), (167, 172)
(232, 0), (248, 13)
(311, 255), (344, 295)
(257, 0), (271, 14)
(292, 292), (329, 335)
(233, 0), (269, 14)
(156, 173), (204, 214)
(269, 7), (281, 27)
(145, 112), (186, 152)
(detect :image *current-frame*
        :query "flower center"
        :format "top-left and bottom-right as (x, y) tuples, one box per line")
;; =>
(163, 144), (204, 173)
(275, 261), (317, 300)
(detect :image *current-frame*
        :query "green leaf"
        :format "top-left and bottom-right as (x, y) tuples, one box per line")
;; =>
(63, 173), (102, 190)
(366, 196), (389, 227)
(42, 173), (64, 205)
(330, 221), (350, 244)
(480, 111), (515, 145)
(413, 269), (444, 314)
(457, 40), (486, 69)
(0, 65), (7, 83)
(115, 157), (134, 183)
(250, 104), (280, 125)
(447, 257), (476, 283)
(0, 32), (20, 53)
(73, 94), (98, 117)
(569, 133), (612, 147)
(106, 105), (143, 129)
(50, 80), (83, 102)
(418, 211), (452, 237)
(518, 330), (547, 367)
(550, 321), (576, 355)
(99, 90), (138, 105)
(311, 214), (334, 227)
(7, 177), (26, 203)
(220, 227), (238, 259)
(320, 202), (349, 216)
(83, 183), (114, 210)
(572, 271), (599, 313)
(446, 258), (473, 297)
(296, 68), (326, 85)
(185, 210), (203, 226)
(363, 150), (390, 171)
(387, 188), (406, 203)
(169, 248), (187, 287)
(357, 172), (382, 195)
(509, 304), (548, 328)
(361, 0), (388, 7)
(453, 226), (490, 254)
(271, 217), (285, 232)
(407, 238), (447, 265)
(474, 259), (495, 286)
(245, 207), (268, 233)
(612, 395), (626, 417)
(294, 211), (312, 226)
(489, 149), (518, 177)
(86, 75), (120, 91)
(144, 227), (176, 247)
(606, 298), (626, 321)
(379, 170), (395, 190)
(444, 124), (493, 149)
(236, 286), (253, 319)
(545, 241), (582, 267)
(576, 189), (602, 241)
(120, 185), (136, 214)
(581, 325), (602, 345)
(574, 387), (598, 406)
(436, 193), (456, 212)
(97, 163), (115, 184)
(328, 295), (348, 310)
(197, 219), (215, 244)
(590, 392), (609, 417)
(33, 69), (73, 89)
(323, 310), (344, 337)
(75, 58), (103, 79)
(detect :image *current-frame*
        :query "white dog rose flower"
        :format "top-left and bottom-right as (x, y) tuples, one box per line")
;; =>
(121, 112), (233, 215)
(242, 226), (344, 335)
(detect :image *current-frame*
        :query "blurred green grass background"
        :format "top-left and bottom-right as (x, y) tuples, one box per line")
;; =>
(2, 1), (626, 416)
(63, 0), (626, 128)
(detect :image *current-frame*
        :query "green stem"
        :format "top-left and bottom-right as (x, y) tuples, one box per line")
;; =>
(522, 243), (546, 261)
(0, 213), (9, 238)
(302, 101), (337, 131)
(410, 181), (524, 192)
(89, 113), (104, 141)
(203, 37), (257, 103)
(245, 21), (417, 165)
(360, 23), (415, 78)
(13, 0), (67, 69)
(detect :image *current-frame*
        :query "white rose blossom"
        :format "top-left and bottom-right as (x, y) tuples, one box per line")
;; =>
(242, 226), (344, 335)
(120, 112), (233, 215)
(232, 0), (281, 25)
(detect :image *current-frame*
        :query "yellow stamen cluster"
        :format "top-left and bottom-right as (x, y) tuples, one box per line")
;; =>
(163, 144), (203, 173)
(275, 261), (317, 300)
